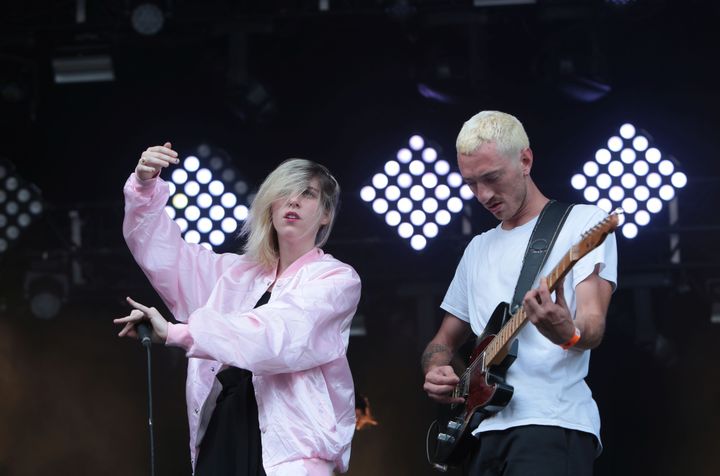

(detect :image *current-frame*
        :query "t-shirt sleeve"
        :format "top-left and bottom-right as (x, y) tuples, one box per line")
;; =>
(571, 206), (619, 292)
(440, 240), (475, 322)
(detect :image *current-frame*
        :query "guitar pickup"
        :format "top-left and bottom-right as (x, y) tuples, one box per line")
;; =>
(437, 433), (456, 444)
(447, 421), (462, 431)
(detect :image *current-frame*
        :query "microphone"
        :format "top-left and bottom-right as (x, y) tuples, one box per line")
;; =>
(136, 321), (153, 348)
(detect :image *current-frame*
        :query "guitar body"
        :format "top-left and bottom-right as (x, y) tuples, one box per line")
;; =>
(428, 302), (519, 469)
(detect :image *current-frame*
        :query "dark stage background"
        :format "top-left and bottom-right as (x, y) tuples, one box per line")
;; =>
(1, 1), (719, 475)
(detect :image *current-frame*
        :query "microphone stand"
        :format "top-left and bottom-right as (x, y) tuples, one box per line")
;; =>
(137, 322), (156, 476)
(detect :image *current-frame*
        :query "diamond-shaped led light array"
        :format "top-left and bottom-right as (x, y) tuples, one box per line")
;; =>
(360, 135), (473, 251)
(571, 123), (687, 239)
(165, 144), (254, 250)
(0, 159), (44, 256)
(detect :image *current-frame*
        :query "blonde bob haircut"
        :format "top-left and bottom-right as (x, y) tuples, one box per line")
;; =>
(456, 110), (530, 160)
(240, 158), (340, 270)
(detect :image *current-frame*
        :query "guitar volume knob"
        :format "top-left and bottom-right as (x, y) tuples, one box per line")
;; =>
(447, 421), (462, 431)
(437, 433), (456, 444)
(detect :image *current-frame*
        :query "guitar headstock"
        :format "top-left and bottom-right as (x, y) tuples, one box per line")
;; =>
(571, 208), (623, 261)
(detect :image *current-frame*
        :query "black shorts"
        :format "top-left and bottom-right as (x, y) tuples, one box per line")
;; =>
(466, 425), (597, 476)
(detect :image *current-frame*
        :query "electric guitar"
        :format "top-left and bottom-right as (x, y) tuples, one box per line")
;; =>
(426, 209), (621, 472)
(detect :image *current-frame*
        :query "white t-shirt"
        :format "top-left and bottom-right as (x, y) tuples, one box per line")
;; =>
(441, 204), (618, 446)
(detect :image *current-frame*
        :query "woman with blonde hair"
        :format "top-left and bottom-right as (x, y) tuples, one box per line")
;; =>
(114, 142), (361, 476)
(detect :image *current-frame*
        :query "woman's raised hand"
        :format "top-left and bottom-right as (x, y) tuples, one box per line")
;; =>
(113, 296), (169, 343)
(135, 142), (179, 181)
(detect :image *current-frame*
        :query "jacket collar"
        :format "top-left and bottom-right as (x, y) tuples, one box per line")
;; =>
(270, 247), (324, 281)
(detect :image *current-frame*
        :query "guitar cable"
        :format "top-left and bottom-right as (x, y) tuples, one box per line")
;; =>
(427, 418), (450, 472)
(426, 419), (441, 467)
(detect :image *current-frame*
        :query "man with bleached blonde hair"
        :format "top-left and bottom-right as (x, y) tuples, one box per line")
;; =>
(422, 111), (617, 475)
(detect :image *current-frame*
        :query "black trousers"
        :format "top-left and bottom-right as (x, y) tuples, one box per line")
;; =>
(194, 367), (266, 476)
(466, 425), (596, 476)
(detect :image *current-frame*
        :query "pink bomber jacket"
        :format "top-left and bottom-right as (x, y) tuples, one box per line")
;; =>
(123, 174), (361, 475)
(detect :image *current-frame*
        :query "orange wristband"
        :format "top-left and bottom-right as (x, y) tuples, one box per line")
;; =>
(560, 326), (581, 350)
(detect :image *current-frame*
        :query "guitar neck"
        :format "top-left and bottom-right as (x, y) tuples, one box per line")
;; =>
(484, 249), (577, 365)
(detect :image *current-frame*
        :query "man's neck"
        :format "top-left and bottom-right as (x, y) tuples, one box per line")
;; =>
(501, 179), (549, 230)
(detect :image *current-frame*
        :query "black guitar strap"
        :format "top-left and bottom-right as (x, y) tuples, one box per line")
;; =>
(507, 200), (575, 321)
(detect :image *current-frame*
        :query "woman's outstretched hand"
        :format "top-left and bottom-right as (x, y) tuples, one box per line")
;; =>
(114, 297), (169, 343)
(135, 142), (179, 181)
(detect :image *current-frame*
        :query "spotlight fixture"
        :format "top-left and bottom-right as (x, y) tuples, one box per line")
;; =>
(23, 254), (70, 320)
(360, 135), (472, 251)
(0, 159), (44, 256)
(24, 272), (69, 320)
(131, 3), (165, 36)
(165, 145), (253, 250)
(570, 123), (686, 239)
(52, 55), (114, 84)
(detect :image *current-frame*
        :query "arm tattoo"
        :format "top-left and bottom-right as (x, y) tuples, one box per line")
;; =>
(421, 343), (452, 373)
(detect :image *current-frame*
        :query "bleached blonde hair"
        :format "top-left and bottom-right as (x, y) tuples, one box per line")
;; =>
(456, 110), (530, 159)
(240, 158), (340, 270)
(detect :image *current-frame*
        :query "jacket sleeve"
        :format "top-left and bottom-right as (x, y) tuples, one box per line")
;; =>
(122, 173), (242, 321)
(167, 264), (361, 375)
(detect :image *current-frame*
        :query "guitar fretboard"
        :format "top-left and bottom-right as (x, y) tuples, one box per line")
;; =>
(482, 250), (576, 366)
